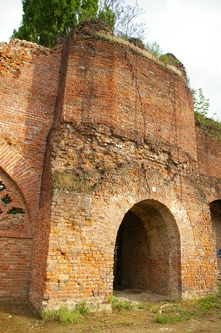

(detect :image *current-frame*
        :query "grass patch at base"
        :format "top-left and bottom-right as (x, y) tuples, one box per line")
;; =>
(155, 286), (221, 324)
(42, 301), (89, 325)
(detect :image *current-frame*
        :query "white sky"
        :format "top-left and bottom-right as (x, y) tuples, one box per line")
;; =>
(0, 0), (220, 120)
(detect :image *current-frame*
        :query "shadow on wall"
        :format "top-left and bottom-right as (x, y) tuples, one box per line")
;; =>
(210, 200), (221, 278)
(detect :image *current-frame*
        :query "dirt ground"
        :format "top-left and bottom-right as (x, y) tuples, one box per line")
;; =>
(1, 289), (221, 333)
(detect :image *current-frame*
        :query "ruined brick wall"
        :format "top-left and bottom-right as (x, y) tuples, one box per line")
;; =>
(48, 122), (217, 308)
(0, 39), (62, 306)
(61, 35), (197, 163)
(43, 29), (218, 309)
(0, 25), (220, 310)
(196, 125), (221, 277)
(0, 169), (31, 300)
(196, 125), (221, 179)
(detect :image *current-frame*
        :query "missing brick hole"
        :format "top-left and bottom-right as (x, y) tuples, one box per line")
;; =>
(1, 194), (12, 206)
(7, 207), (25, 215)
(0, 181), (6, 191)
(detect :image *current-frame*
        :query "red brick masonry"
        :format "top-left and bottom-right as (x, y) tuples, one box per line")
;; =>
(0, 22), (220, 310)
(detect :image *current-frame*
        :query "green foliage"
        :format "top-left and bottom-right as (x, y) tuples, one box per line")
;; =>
(79, 0), (99, 22)
(159, 54), (170, 64)
(11, 0), (98, 47)
(170, 314), (183, 323)
(199, 295), (216, 312)
(155, 288), (221, 325)
(145, 42), (173, 65)
(108, 296), (134, 312)
(146, 41), (163, 57)
(155, 305), (193, 324)
(97, 2), (115, 30)
(97, 0), (147, 41)
(192, 88), (210, 116)
(42, 302), (89, 325)
(76, 301), (89, 315)
(156, 313), (169, 324)
(11, 0), (147, 47)
(138, 302), (153, 311)
(192, 88), (221, 140)
(42, 309), (57, 321)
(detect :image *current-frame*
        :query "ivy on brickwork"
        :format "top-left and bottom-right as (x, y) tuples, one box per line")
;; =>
(0, 181), (25, 215)
(192, 88), (221, 140)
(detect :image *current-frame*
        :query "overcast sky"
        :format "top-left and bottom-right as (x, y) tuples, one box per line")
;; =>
(0, 0), (220, 120)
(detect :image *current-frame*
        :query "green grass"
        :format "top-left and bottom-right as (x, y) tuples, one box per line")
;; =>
(108, 296), (134, 312)
(155, 285), (221, 324)
(138, 302), (154, 311)
(42, 302), (89, 325)
(156, 313), (169, 324)
(195, 112), (221, 140)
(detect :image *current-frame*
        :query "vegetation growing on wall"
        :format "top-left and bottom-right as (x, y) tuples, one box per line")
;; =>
(94, 31), (183, 78)
(192, 88), (221, 140)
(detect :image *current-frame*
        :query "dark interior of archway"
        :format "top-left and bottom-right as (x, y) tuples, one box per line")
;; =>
(114, 202), (181, 298)
(210, 200), (221, 273)
(114, 210), (150, 289)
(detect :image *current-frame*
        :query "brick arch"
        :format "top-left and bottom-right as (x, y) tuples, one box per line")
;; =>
(0, 143), (40, 301)
(98, 178), (195, 255)
(91, 181), (195, 301)
(0, 167), (32, 300)
(113, 199), (181, 299)
(0, 143), (40, 210)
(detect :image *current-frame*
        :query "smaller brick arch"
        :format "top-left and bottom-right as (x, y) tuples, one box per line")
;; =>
(0, 168), (32, 300)
(0, 143), (40, 211)
(114, 199), (181, 299)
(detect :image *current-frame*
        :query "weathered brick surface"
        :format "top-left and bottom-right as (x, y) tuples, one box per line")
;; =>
(0, 23), (220, 310)
(62, 37), (197, 163)
(0, 237), (32, 300)
(0, 169), (32, 300)
(0, 38), (62, 307)
(47, 121), (217, 307)
(196, 125), (221, 179)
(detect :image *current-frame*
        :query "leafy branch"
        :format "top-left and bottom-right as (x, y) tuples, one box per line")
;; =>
(192, 88), (221, 140)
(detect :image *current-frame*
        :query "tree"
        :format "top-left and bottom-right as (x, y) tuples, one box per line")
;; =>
(97, 0), (147, 40)
(11, 0), (147, 47)
(11, 0), (99, 47)
(146, 41), (163, 57)
(191, 88), (210, 116)
(191, 88), (211, 126)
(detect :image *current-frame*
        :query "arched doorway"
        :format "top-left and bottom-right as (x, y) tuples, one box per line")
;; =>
(0, 169), (32, 300)
(114, 199), (181, 299)
(210, 200), (221, 278)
